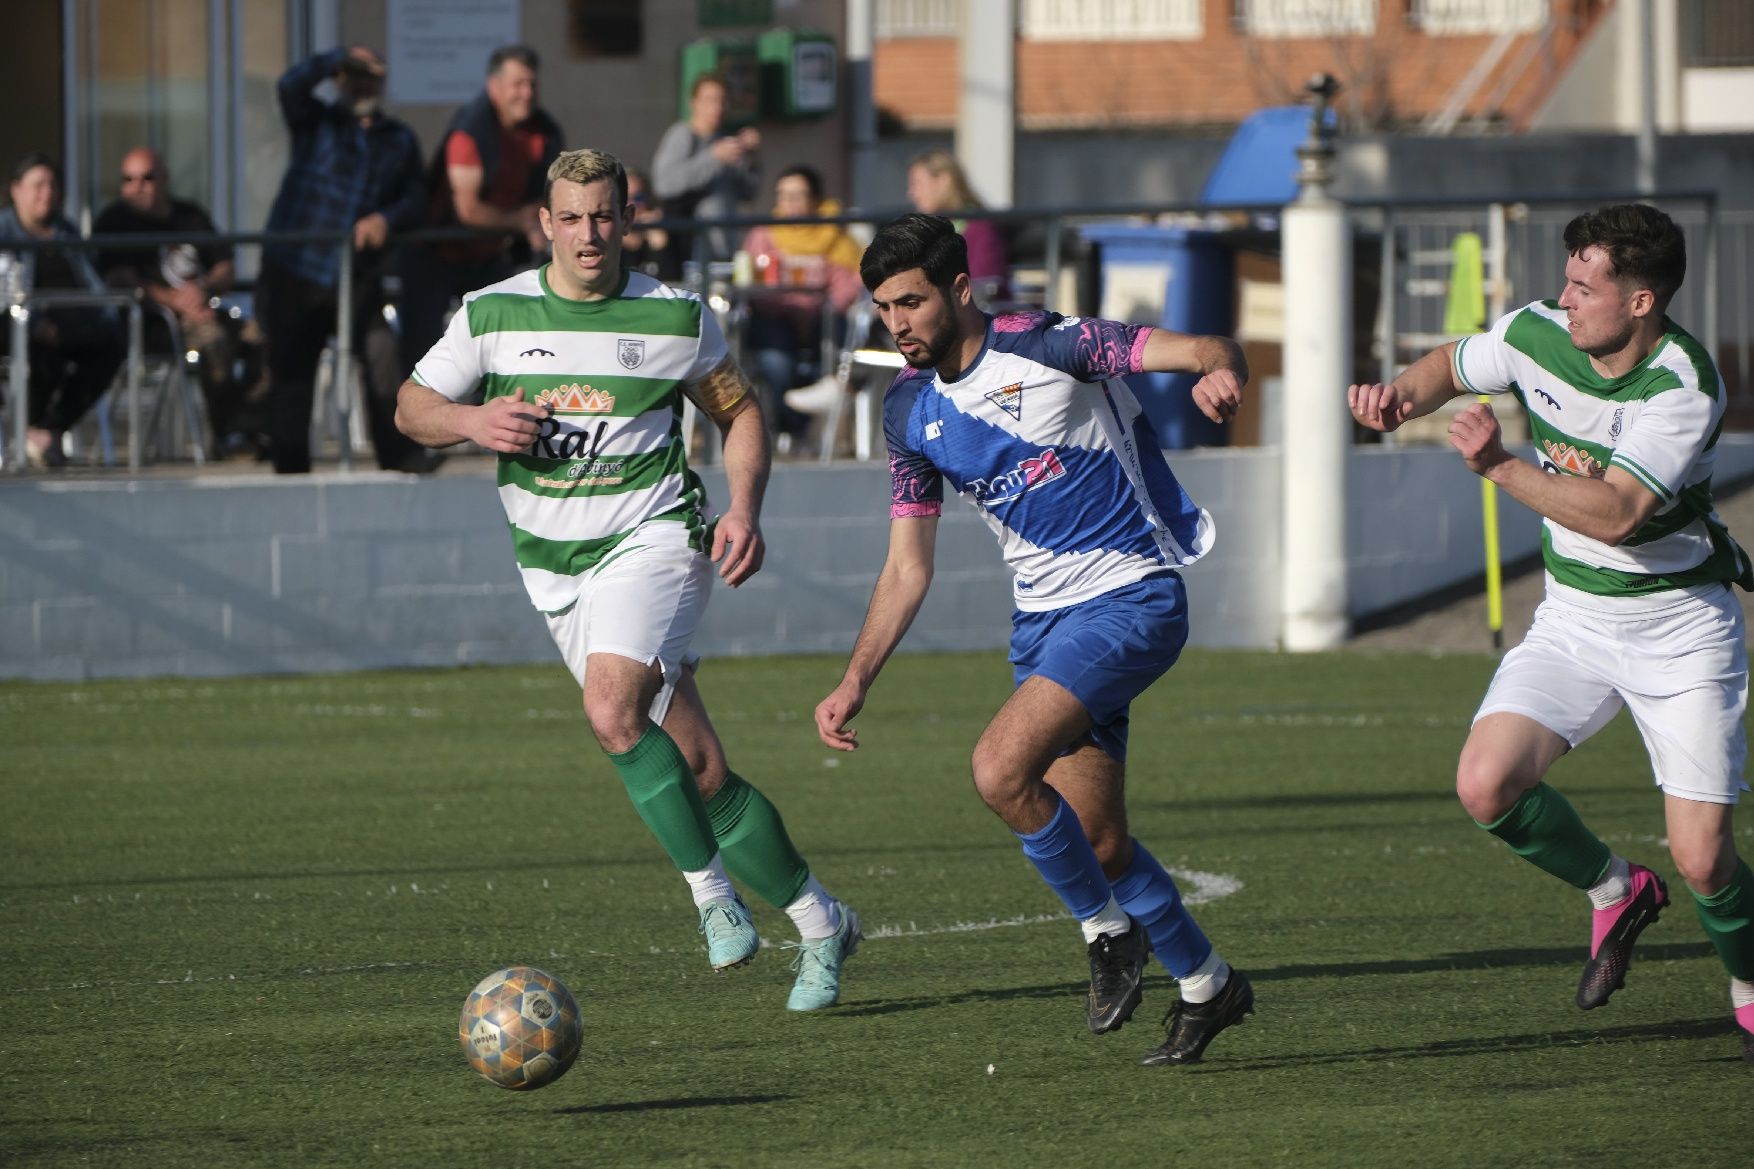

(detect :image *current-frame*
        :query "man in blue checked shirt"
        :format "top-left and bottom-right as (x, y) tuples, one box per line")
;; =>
(260, 45), (433, 475)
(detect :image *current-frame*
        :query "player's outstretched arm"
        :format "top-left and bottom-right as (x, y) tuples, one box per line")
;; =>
(1138, 330), (1248, 424)
(1349, 341), (1465, 433)
(394, 382), (549, 452)
(814, 516), (938, 752)
(685, 359), (771, 588)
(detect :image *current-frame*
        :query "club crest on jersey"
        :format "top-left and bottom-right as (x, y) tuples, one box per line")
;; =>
(1609, 407), (1624, 441)
(535, 383), (616, 413)
(985, 382), (1023, 420)
(968, 447), (1066, 507)
(617, 339), (646, 369)
(1542, 439), (1605, 478)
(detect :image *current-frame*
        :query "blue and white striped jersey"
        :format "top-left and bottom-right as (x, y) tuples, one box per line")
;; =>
(885, 310), (1214, 612)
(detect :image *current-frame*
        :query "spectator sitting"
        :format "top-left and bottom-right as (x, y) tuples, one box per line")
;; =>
(398, 43), (563, 377)
(652, 71), (760, 264)
(94, 147), (263, 457)
(622, 169), (679, 281)
(907, 149), (1009, 302)
(260, 44), (433, 475)
(737, 165), (863, 442)
(0, 153), (125, 468)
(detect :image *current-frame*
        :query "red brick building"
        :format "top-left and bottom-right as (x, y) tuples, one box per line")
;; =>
(875, 0), (1613, 132)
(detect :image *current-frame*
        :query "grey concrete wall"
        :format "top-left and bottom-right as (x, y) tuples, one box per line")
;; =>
(6, 437), (1753, 681)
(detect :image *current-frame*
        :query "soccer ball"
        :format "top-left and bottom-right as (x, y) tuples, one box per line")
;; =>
(458, 966), (584, 1090)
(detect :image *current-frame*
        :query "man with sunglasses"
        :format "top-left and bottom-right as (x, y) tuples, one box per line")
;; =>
(94, 147), (259, 456)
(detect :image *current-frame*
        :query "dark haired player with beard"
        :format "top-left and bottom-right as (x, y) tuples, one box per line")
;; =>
(1351, 202), (1754, 1061)
(814, 212), (1255, 1066)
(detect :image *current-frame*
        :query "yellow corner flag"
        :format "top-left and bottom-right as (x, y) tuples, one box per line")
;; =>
(1447, 232), (1503, 649)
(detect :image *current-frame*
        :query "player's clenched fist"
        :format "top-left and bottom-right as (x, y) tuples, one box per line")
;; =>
(1447, 400), (1508, 476)
(468, 388), (551, 454)
(1348, 382), (1415, 432)
(1191, 368), (1245, 424)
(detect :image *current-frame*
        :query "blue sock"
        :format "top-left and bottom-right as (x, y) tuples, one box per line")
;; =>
(1111, 839), (1213, 978)
(1014, 793), (1113, 920)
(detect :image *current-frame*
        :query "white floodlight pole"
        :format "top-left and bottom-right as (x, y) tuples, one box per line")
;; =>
(956, 0), (1015, 208)
(1280, 75), (1353, 651)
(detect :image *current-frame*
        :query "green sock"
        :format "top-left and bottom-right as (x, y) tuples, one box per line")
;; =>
(606, 724), (717, 872)
(705, 771), (810, 908)
(1478, 782), (1612, 891)
(1692, 859), (1754, 981)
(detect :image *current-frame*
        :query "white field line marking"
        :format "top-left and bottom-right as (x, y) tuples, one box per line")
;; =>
(6, 870), (1242, 994)
(861, 868), (1240, 941)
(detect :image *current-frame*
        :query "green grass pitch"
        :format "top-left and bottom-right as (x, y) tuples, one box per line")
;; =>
(2, 650), (1750, 1168)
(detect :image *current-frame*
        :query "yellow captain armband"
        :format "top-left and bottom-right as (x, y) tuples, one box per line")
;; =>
(687, 358), (756, 418)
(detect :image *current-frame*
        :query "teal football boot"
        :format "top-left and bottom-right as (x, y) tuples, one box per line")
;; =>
(785, 903), (862, 1011)
(699, 896), (760, 971)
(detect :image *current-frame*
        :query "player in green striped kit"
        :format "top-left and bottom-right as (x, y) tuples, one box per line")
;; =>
(1350, 203), (1754, 1061)
(395, 148), (860, 1011)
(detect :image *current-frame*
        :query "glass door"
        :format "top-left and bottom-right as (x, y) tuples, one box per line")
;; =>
(67, 0), (214, 225)
(64, 0), (301, 276)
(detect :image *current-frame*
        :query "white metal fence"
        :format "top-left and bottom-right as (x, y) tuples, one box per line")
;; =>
(1365, 199), (1754, 413)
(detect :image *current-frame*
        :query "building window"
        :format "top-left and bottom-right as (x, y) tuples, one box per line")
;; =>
(1022, 0), (1202, 41)
(1681, 0), (1754, 68)
(1409, 0), (1547, 35)
(877, 0), (960, 38)
(569, 0), (642, 58)
(1233, 0), (1375, 38)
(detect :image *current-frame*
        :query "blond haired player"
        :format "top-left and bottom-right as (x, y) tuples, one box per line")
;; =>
(396, 149), (860, 1010)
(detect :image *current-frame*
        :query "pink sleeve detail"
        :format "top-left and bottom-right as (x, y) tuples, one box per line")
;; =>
(890, 501), (942, 519)
(1128, 326), (1153, 374)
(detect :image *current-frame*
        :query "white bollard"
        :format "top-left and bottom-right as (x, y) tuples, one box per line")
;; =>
(1280, 178), (1353, 650)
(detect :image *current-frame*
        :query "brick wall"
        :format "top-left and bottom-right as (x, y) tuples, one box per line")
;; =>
(876, 1), (1608, 131)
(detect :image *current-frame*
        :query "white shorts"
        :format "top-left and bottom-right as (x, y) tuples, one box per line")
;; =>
(543, 522), (712, 724)
(1474, 584), (1750, 804)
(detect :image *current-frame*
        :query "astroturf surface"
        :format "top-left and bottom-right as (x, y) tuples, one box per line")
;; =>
(2, 650), (1750, 1168)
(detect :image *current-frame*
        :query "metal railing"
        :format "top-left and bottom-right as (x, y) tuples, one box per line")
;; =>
(4, 191), (1746, 476)
(1361, 192), (1731, 400)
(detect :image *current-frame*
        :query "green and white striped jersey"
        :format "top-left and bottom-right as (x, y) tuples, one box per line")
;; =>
(412, 266), (727, 614)
(1454, 299), (1751, 605)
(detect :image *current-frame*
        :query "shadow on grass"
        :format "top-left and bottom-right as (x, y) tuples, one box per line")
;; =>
(835, 981), (1085, 1018)
(1186, 1016), (1732, 1074)
(831, 942), (1717, 1019)
(1131, 782), (1632, 816)
(557, 1094), (788, 1115)
(1250, 941), (1716, 982)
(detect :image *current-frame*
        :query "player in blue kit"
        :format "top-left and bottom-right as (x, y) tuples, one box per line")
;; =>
(813, 213), (1254, 1065)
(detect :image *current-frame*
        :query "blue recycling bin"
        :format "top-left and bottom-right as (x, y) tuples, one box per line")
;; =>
(1081, 225), (1234, 448)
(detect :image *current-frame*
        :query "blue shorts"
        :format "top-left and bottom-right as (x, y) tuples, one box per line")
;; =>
(1008, 573), (1189, 761)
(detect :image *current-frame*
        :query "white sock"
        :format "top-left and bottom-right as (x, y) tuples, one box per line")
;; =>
(1178, 950), (1230, 1005)
(782, 875), (840, 941)
(1078, 894), (1132, 944)
(1587, 855), (1632, 910)
(1731, 978), (1754, 1011)
(681, 853), (736, 908)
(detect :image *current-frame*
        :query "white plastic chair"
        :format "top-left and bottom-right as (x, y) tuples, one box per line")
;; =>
(786, 301), (905, 462)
